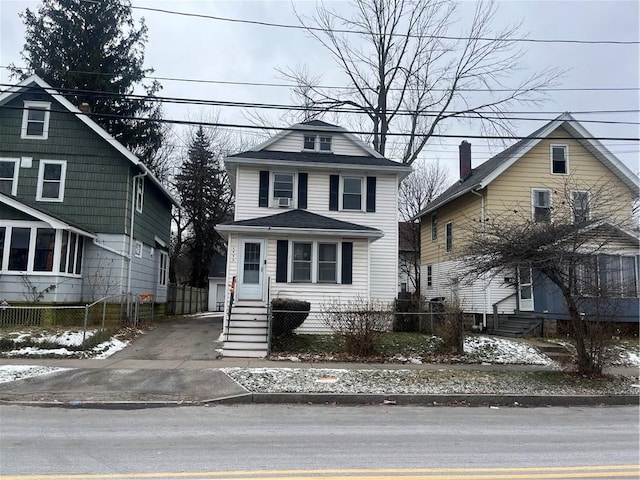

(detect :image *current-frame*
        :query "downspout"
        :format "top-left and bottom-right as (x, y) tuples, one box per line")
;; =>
(127, 169), (148, 294)
(471, 188), (488, 329)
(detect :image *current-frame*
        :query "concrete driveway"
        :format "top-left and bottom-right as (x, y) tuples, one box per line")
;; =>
(109, 313), (224, 361)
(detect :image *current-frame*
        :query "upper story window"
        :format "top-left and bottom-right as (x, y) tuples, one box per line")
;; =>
(431, 212), (438, 241)
(273, 173), (294, 199)
(36, 160), (66, 202)
(342, 177), (362, 210)
(21, 101), (51, 140)
(135, 176), (144, 213)
(532, 188), (552, 223)
(571, 190), (590, 224)
(303, 134), (332, 152)
(551, 145), (568, 174)
(0, 159), (19, 195)
(445, 222), (453, 252)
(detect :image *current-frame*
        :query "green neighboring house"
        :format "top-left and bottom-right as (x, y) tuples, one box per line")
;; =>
(0, 75), (177, 305)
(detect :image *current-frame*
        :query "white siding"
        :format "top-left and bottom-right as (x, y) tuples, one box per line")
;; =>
(422, 260), (517, 317)
(265, 131), (370, 156)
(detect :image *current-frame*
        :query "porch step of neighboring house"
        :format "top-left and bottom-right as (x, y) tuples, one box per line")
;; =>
(528, 341), (572, 364)
(223, 302), (269, 358)
(490, 313), (543, 338)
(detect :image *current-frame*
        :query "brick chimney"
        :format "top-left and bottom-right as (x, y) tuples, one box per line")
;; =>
(79, 102), (91, 114)
(459, 141), (471, 180)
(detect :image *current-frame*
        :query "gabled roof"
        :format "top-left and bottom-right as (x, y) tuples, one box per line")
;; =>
(0, 193), (96, 238)
(0, 75), (178, 206)
(416, 113), (640, 218)
(216, 209), (383, 239)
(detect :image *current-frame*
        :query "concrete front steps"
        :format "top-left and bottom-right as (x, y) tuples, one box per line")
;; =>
(223, 302), (269, 358)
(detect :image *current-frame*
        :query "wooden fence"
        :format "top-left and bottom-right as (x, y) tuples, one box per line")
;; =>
(166, 283), (208, 315)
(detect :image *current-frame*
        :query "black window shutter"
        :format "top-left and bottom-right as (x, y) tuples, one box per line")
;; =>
(298, 173), (308, 209)
(341, 242), (353, 284)
(259, 171), (269, 207)
(276, 240), (288, 283)
(329, 175), (339, 211)
(366, 176), (376, 212)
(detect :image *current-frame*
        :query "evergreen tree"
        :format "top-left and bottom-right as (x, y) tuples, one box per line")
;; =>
(11, 0), (165, 171)
(175, 126), (233, 287)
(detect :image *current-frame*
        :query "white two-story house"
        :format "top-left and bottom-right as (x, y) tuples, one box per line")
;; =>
(216, 120), (411, 356)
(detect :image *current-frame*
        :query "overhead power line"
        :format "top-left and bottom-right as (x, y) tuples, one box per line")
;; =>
(3, 65), (638, 94)
(1, 103), (638, 142)
(124, 3), (640, 45)
(2, 83), (639, 125)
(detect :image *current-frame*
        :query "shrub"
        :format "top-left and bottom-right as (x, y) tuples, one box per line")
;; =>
(321, 297), (392, 356)
(434, 300), (464, 353)
(271, 298), (310, 337)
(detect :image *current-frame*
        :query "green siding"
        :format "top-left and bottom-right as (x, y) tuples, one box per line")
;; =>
(0, 203), (37, 221)
(0, 87), (172, 243)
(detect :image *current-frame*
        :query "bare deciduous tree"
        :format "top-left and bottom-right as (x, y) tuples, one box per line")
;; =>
(398, 159), (448, 294)
(288, 0), (560, 164)
(461, 180), (637, 376)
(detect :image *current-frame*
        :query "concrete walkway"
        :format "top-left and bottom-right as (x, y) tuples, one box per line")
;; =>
(0, 314), (637, 407)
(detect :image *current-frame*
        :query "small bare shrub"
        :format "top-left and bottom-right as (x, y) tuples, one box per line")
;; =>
(435, 300), (464, 353)
(321, 297), (392, 356)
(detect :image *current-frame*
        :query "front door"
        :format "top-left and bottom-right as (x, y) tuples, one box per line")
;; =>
(237, 238), (265, 301)
(518, 266), (534, 311)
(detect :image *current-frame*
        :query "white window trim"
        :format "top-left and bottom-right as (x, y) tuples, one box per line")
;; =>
(340, 176), (364, 212)
(158, 251), (169, 286)
(270, 171), (296, 207)
(531, 188), (552, 222)
(0, 222), (82, 277)
(21, 101), (51, 140)
(134, 240), (143, 258)
(0, 158), (20, 196)
(36, 159), (67, 202)
(317, 242), (339, 283)
(431, 212), (437, 241)
(571, 189), (591, 223)
(550, 144), (569, 175)
(426, 264), (433, 288)
(288, 239), (343, 284)
(135, 176), (144, 213)
(302, 134), (332, 152)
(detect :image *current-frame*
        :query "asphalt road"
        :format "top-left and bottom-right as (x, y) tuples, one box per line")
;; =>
(1, 404), (638, 479)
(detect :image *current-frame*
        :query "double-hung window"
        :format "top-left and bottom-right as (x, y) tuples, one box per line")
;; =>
(21, 101), (51, 140)
(33, 228), (55, 272)
(532, 189), (551, 223)
(37, 160), (66, 202)
(342, 177), (362, 210)
(318, 243), (337, 282)
(303, 135), (316, 150)
(8, 227), (30, 271)
(571, 190), (590, 224)
(551, 145), (568, 174)
(319, 136), (332, 151)
(273, 173), (294, 199)
(292, 242), (312, 282)
(159, 251), (169, 286)
(445, 222), (453, 252)
(431, 212), (438, 241)
(0, 159), (19, 195)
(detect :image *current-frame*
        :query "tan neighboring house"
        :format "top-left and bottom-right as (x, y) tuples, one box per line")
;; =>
(416, 113), (639, 335)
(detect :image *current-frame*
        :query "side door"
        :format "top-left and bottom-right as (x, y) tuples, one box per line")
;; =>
(518, 266), (534, 311)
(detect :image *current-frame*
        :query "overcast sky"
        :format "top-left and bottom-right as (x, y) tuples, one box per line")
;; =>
(0, 0), (638, 176)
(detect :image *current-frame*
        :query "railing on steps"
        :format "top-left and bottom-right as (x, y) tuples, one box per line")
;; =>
(492, 292), (517, 330)
(266, 277), (272, 355)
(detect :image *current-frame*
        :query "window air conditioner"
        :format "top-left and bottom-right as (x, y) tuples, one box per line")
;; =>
(277, 197), (291, 208)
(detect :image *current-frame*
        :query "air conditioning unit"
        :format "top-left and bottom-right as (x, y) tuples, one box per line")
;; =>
(277, 197), (291, 208)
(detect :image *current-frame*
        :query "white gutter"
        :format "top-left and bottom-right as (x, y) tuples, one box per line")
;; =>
(127, 169), (148, 293)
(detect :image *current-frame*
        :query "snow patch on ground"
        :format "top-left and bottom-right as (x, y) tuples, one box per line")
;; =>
(464, 335), (556, 365)
(0, 365), (71, 384)
(1, 330), (129, 359)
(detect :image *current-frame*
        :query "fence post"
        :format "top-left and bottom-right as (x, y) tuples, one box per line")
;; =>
(83, 304), (89, 343)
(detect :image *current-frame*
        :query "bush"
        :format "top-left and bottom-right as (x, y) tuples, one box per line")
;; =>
(434, 300), (464, 353)
(271, 298), (310, 337)
(321, 297), (392, 356)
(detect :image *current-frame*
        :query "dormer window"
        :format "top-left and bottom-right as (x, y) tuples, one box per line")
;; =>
(319, 136), (332, 151)
(303, 134), (332, 152)
(21, 101), (51, 140)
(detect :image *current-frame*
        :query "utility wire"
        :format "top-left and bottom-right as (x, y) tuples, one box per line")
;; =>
(2, 83), (639, 125)
(123, 3), (639, 45)
(4, 65), (637, 94)
(1, 103), (637, 142)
